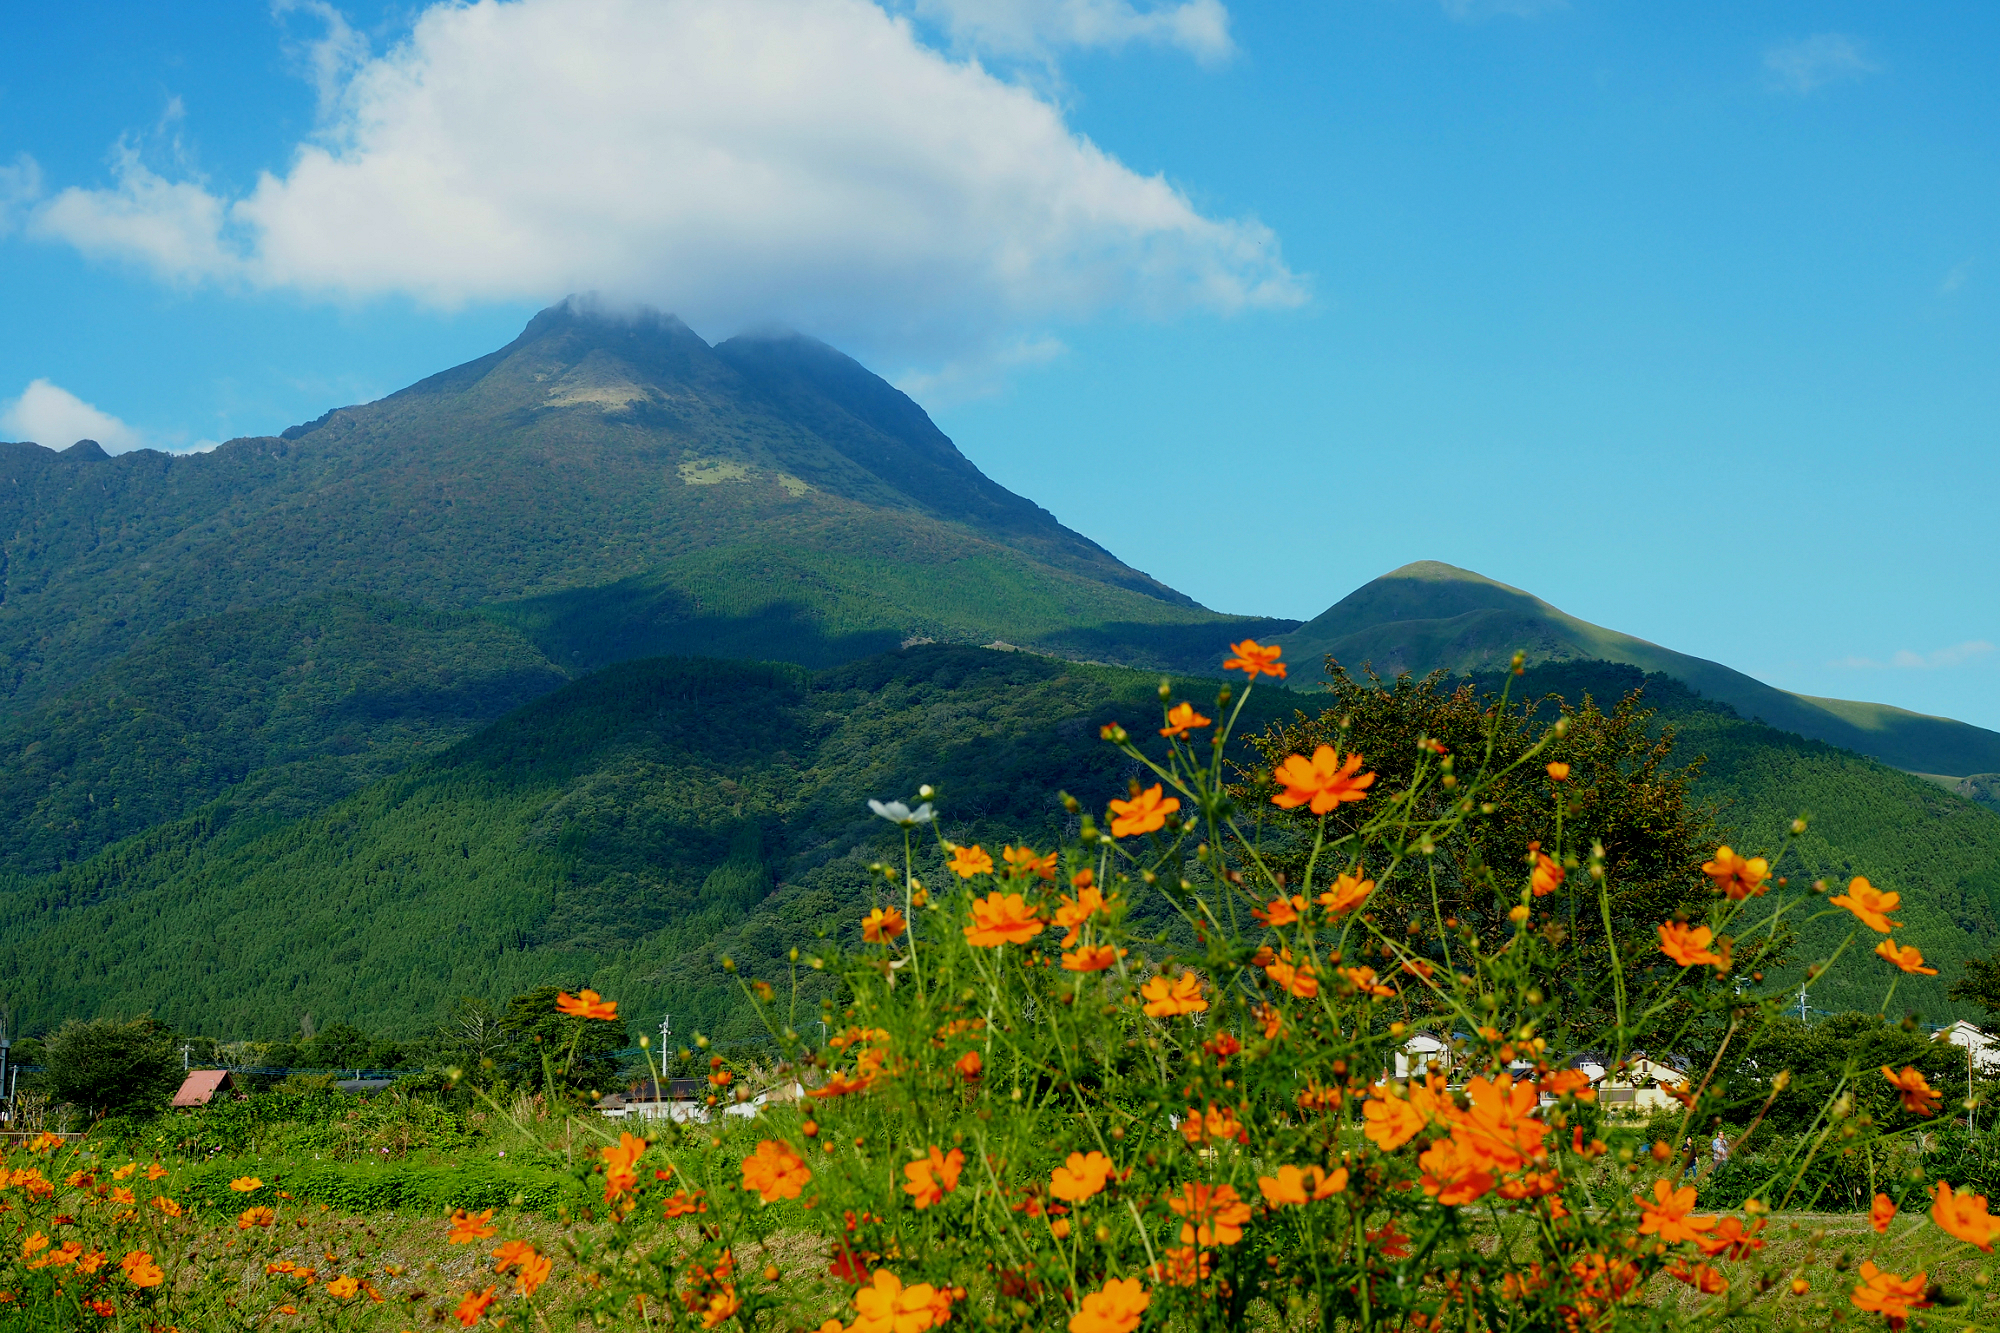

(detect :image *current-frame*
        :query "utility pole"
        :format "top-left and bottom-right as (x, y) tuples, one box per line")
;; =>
(181, 1042), (192, 1072)
(1798, 987), (1808, 1023)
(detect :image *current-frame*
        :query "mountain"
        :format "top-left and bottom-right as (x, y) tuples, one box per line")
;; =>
(1279, 561), (2000, 778)
(0, 298), (1287, 716)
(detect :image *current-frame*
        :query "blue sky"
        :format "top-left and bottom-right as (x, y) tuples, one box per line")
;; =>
(3, 1), (1997, 730)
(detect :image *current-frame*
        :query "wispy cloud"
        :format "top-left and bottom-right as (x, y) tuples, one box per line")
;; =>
(1941, 260), (1974, 296)
(1834, 641), (1996, 671)
(0, 153), (43, 236)
(1764, 33), (1876, 95)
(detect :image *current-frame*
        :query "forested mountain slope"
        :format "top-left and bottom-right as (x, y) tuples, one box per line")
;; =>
(1283, 561), (2000, 777)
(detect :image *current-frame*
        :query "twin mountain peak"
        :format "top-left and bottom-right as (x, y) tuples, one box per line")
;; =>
(3, 298), (1995, 782)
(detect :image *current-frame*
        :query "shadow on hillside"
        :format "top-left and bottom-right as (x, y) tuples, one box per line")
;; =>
(486, 583), (903, 672)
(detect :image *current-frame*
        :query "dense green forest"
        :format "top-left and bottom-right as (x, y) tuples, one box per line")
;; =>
(4, 647), (1997, 1048)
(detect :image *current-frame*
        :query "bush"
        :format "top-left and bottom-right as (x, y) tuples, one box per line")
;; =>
(40, 1015), (179, 1118)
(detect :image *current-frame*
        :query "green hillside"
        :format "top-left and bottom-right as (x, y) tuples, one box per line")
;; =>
(0, 594), (568, 874)
(5, 647), (1996, 1044)
(0, 300), (1283, 716)
(0, 647), (1310, 1041)
(1481, 660), (2000, 1018)
(1281, 560), (2000, 777)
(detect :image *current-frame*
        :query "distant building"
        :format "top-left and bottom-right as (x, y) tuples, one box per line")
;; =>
(599, 1077), (803, 1123)
(1939, 1021), (2000, 1075)
(171, 1070), (237, 1107)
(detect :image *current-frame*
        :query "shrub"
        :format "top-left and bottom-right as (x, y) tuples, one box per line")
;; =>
(39, 1016), (179, 1119)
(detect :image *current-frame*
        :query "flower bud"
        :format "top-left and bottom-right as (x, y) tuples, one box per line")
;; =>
(1159, 679), (1172, 701)
(919, 784), (935, 800)
(1790, 817), (1807, 835)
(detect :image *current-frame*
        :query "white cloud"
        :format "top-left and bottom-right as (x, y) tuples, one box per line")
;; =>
(1764, 33), (1876, 95)
(1, 380), (149, 453)
(894, 333), (1067, 405)
(273, 0), (371, 114)
(908, 0), (1232, 62)
(1941, 260), (1973, 296)
(1833, 641), (1996, 671)
(29, 0), (1300, 366)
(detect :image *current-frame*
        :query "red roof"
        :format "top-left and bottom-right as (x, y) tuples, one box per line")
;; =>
(171, 1070), (234, 1107)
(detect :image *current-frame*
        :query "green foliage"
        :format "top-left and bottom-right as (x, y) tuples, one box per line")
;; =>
(42, 1015), (179, 1118)
(495, 985), (628, 1094)
(0, 647), (1307, 1042)
(1282, 561), (2000, 775)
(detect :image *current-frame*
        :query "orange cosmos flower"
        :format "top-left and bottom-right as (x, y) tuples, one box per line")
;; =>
(1140, 972), (1208, 1017)
(1931, 1181), (1998, 1251)
(1527, 842), (1564, 897)
(1875, 939), (1937, 975)
(1223, 639), (1286, 680)
(326, 1275), (361, 1300)
(1418, 1135), (1495, 1207)
(947, 844), (995, 878)
(145, 1163), (169, 1180)
(1258, 1164), (1348, 1206)
(1270, 746), (1375, 814)
(1545, 761), (1570, 781)
(149, 1196), (181, 1218)
(228, 1175), (263, 1192)
(1317, 871), (1374, 915)
(1658, 920), (1726, 970)
(1702, 846), (1771, 901)
(1252, 1002), (1282, 1039)
(852, 1269), (940, 1333)
(27, 1240), (83, 1271)
(1169, 1182), (1252, 1247)
(120, 1251), (164, 1288)
(862, 906), (906, 942)
(1362, 1087), (1426, 1151)
(1108, 783), (1179, 838)
(1148, 1246), (1210, 1287)
(1070, 1277), (1150, 1333)
(741, 1140), (812, 1203)
(1158, 702), (1212, 739)
(1062, 944), (1122, 972)
(237, 1206), (275, 1229)
(808, 1068), (873, 1099)
(954, 1051), (982, 1080)
(1636, 1179), (1717, 1245)
(1665, 1260), (1728, 1294)
(1341, 965), (1396, 999)
(1849, 1262), (1931, 1328)
(902, 1147), (964, 1210)
(1694, 1216), (1768, 1261)
(1179, 1103), (1242, 1145)
(601, 1132), (646, 1204)
(1537, 1068), (1595, 1102)
(663, 1189), (707, 1218)
(1050, 1151), (1113, 1203)
(1873, 1193), (1898, 1234)
(1251, 894), (1305, 926)
(1264, 949), (1319, 999)
(456, 1286), (498, 1327)
(1831, 876), (1902, 932)
(514, 1249), (552, 1299)
(1003, 845), (1059, 880)
(1883, 1066), (1944, 1117)
(963, 892), (1044, 947)
(556, 989), (619, 1021)
(1053, 884), (1108, 946)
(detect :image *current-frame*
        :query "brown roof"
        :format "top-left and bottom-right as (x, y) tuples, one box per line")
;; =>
(171, 1070), (234, 1107)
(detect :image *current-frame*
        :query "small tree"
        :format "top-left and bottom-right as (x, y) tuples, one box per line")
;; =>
(497, 985), (627, 1095)
(42, 1016), (180, 1118)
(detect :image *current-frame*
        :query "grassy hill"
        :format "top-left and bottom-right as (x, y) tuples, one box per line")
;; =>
(1281, 561), (2000, 777)
(4, 646), (1996, 1044)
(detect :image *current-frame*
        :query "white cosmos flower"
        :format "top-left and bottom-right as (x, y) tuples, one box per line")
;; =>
(869, 799), (935, 826)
